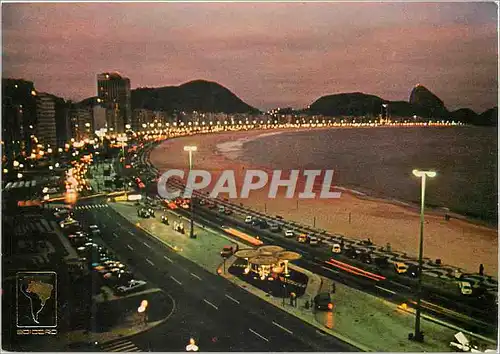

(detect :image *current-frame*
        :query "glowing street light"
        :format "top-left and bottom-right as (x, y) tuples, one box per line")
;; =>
(411, 169), (436, 342)
(17, 173), (23, 179)
(186, 338), (199, 352)
(184, 146), (197, 239)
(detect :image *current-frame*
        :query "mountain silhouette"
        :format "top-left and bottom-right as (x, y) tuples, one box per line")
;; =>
(409, 84), (448, 118)
(131, 80), (259, 114)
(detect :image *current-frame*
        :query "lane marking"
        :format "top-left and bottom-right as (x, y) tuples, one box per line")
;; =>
(321, 266), (339, 274)
(190, 273), (202, 280)
(170, 276), (182, 285)
(390, 280), (411, 290)
(203, 299), (219, 310)
(112, 232), (118, 238)
(272, 321), (293, 335)
(164, 256), (173, 263)
(225, 294), (240, 304)
(249, 328), (269, 342)
(146, 258), (154, 266)
(143, 242), (152, 249)
(127, 244), (134, 251)
(376, 285), (396, 295)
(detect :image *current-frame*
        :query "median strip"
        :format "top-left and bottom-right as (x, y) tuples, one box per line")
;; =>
(272, 321), (293, 335)
(203, 299), (219, 310)
(249, 328), (269, 342)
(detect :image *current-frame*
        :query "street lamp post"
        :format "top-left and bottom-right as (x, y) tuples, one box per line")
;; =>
(411, 169), (436, 342)
(184, 146), (197, 238)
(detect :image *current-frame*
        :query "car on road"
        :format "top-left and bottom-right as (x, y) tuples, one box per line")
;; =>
(245, 216), (253, 223)
(161, 215), (169, 224)
(458, 281), (473, 295)
(344, 247), (358, 259)
(147, 207), (155, 217)
(394, 262), (409, 274)
(332, 244), (342, 253)
(138, 208), (151, 218)
(297, 234), (307, 243)
(308, 236), (319, 246)
(406, 264), (419, 278)
(115, 279), (147, 294)
(220, 245), (238, 258)
(374, 256), (390, 269)
(60, 218), (80, 229)
(358, 252), (372, 264)
(284, 230), (294, 238)
(199, 199), (206, 206)
(269, 223), (282, 233)
(89, 225), (101, 235)
(314, 292), (333, 311)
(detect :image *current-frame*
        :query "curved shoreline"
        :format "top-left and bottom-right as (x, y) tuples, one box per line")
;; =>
(150, 127), (498, 276)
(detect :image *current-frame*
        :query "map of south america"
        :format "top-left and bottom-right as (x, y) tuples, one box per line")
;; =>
(17, 272), (57, 328)
(22, 280), (53, 323)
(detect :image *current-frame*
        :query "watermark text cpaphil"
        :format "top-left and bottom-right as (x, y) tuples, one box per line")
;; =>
(157, 169), (342, 200)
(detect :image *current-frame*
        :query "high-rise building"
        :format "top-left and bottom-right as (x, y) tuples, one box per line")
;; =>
(69, 105), (94, 141)
(54, 97), (71, 148)
(36, 93), (57, 147)
(97, 72), (131, 133)
(2, 79), (37, 158)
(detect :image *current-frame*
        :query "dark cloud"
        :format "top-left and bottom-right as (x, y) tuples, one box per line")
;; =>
(2, 2), (497, 111)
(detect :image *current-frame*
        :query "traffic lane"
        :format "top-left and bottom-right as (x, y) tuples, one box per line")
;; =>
(74, 210), (280, 351)
(89, 210), (350, 352)
(89, 207), (358, 352)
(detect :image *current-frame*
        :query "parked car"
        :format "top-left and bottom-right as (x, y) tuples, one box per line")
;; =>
(218, 205), (226, 213)
(115, 279), (147, 294)
(458, 281), (473, 295)
(207, 202), (216, 209)
(284, 230), (294, 238)
(224, 208), (233, 215)
(199, 199), (206, 206)
(332, 244), (342, 254)
(394, 262), (409, 274)
(245, 216), (253, 223)
(314, 292), (333, 311)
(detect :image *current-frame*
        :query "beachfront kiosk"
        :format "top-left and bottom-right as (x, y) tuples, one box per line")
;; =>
(234, 245), (302, 280)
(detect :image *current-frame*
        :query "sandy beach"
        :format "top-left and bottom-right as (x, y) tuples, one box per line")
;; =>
(150, 128), (498, 276)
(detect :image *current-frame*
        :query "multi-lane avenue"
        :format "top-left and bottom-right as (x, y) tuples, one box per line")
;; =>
(74, 198), (358, 352)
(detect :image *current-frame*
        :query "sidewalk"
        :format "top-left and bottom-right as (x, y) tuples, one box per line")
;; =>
(109, 201), (493, 352)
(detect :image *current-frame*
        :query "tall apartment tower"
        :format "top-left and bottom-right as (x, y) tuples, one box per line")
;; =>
(36, 93), (57, 147)
(96, 72), (131, 133)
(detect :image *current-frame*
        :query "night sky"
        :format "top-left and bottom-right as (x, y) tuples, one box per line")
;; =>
(2, 2), (498, 112)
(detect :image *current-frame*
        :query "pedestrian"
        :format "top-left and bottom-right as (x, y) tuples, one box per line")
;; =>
(479, 263), (484, 276)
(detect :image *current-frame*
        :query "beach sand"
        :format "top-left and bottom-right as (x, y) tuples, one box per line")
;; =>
(150, 128), (498, 277)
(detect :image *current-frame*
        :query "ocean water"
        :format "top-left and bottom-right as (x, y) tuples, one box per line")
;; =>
(234, 127), (498, 223)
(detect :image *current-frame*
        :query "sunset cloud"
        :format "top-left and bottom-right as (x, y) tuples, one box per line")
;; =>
(2, 2), (497, 112)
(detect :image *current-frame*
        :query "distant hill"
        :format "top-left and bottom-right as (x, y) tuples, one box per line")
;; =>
(307, 84), (496, 126)
(308, 92), (385, 116)
(131, 80), (259, 114)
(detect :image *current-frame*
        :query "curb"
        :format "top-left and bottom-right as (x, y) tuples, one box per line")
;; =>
(216, 264), (373, 352)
